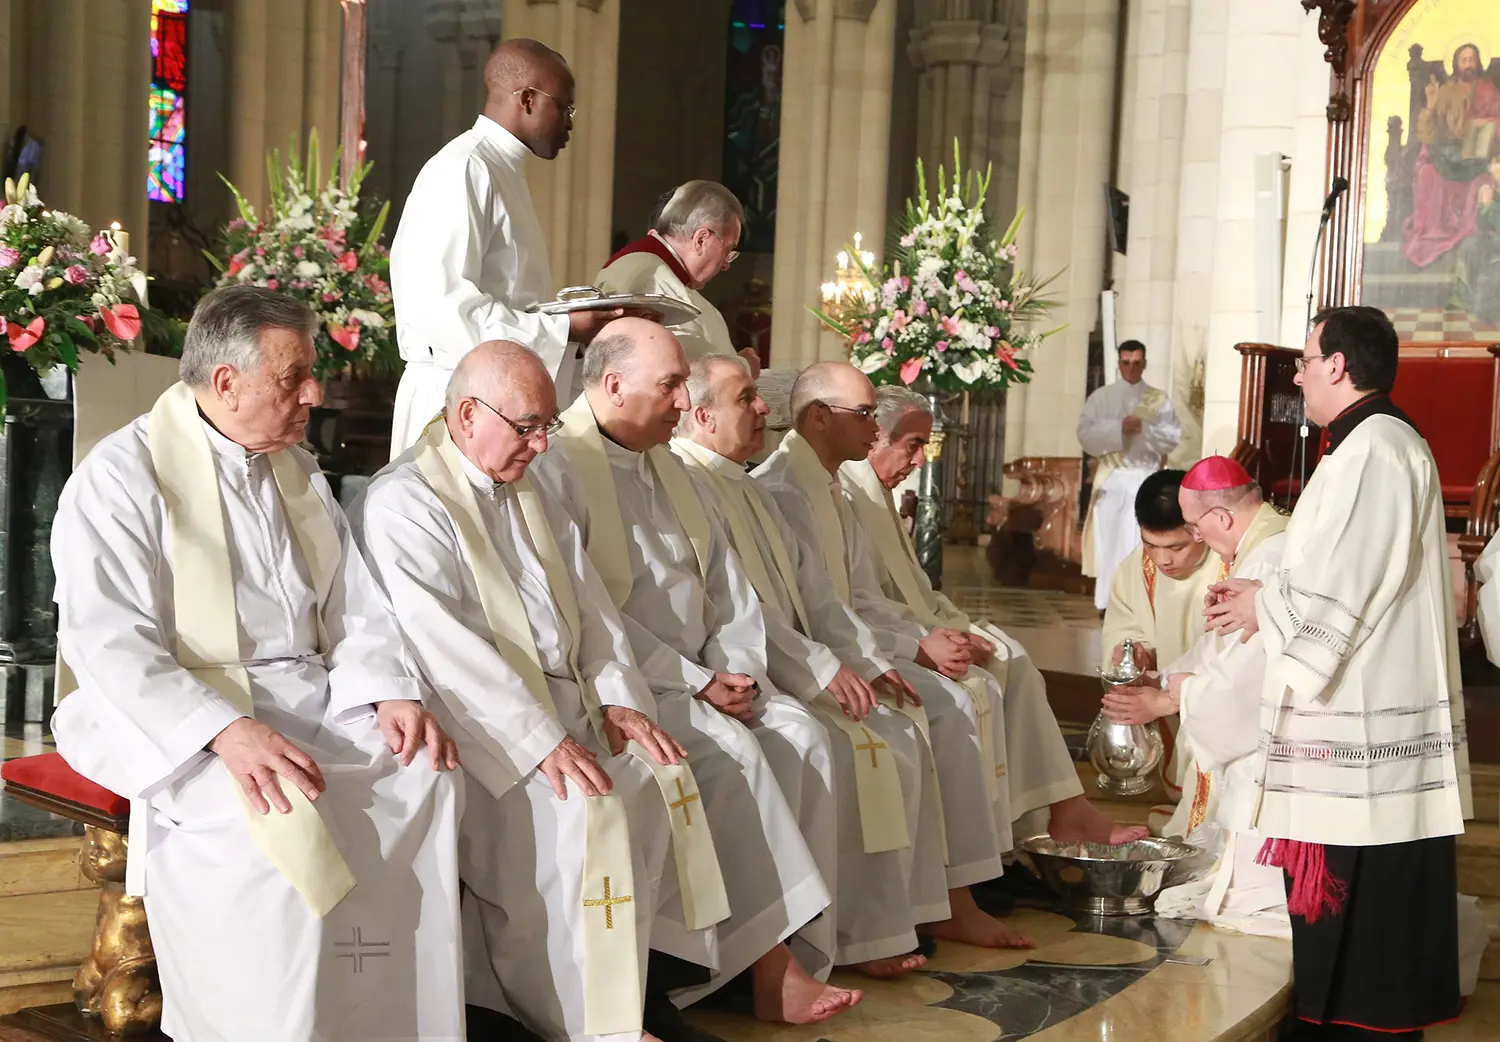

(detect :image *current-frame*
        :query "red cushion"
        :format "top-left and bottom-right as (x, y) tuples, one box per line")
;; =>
(1, 752), (129, 818)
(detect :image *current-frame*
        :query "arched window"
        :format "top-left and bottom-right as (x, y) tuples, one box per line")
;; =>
(149, 0), (189, 203)
(723, 0), (784, 254)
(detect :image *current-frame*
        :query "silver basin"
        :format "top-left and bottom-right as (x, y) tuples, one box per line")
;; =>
(1018, 835), (1207, 916)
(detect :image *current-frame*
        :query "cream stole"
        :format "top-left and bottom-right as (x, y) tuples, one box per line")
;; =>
(508, 408), (732, 935)
(769, 432), (950, 859)
(671, 438), (911, 855)
(79, 383), (358, 914)
(840, 457), (1004, 802)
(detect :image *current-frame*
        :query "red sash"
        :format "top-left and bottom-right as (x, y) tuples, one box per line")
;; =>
(604, 231), (694, 286)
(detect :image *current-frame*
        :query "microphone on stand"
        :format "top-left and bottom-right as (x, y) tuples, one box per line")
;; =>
(1292, 175), (1351, 506)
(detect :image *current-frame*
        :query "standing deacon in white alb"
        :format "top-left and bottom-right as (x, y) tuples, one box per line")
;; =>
(596, 180), (763, 376)
(757, 362), (1042, 950)
(1077, 340), (1181, 610)
(671, 356), (948, 979)
(844, 385), (1149, 849)
(1102, 456), (1290, 938)
(388, 38), (623, 456)
(354, 341), (727, 1042)
(1208, 306), (1471, 1035)
(48, 286), (464, 1042)
(531, 319), (860, 1026)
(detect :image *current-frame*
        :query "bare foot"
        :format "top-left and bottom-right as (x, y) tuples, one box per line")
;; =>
(845, 952), (927, 978)
(1047, 794), (1150, 845)
(921, 887), (1036, 949)
(751, 943), (863, 1024)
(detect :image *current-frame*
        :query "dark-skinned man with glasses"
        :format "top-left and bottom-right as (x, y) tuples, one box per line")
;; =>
(389, 38), (644, 459)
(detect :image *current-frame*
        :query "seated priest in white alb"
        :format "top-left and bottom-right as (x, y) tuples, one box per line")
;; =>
(530, 318), (860, 1025)
(844, 385), (1149, 850)
(1099, 468), (1222, 812)
(1475, 530), (1500, 668)
(353, 341), (729, 1042)
(596, 180), (762, 377)
(757, 362), (1056, 951)
(1101, 456), (1290, 939)
(671, 356), (948, 979)
(48, 286), (464, 1042)
(1076, 340), (1181, 610)
(388, 38), (625, 456)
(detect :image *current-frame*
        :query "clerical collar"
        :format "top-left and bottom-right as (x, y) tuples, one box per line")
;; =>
(197, 410), (253, 461)
(600, 431), (654, 486)
(473, 114), (533, 165)
(1321, 392), (1418, 455)
(455, 444), (502, 497)
(687, 441), (748, 479)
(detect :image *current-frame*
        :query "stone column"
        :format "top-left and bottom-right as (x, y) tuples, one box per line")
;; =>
(225, 0), (343, 212)
(1006, 0), (1122, 461)
(907, 2), (1011, 191)
(771, 0), (898, 371)
(502, 0), (619, 289)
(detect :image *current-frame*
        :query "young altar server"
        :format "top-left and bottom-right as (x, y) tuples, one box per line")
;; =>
(595, 180), (762, 376)
(671, 355), (946, 978)
(1076, 341), (1181, 609)
(1100, 468), (1222, 808)
(1101, 456), (1291, 939)
(844, 384), (1149, 847)
(49, 286), (464, 1042)
(388, 38), (623, 456)
(530, 319), (859, 1025)
(353, 341), (727, 1042)
(1209, 306), (1472, 1036)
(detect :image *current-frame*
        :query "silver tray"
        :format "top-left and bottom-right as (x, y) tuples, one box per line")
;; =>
(525, 286), (701, 326)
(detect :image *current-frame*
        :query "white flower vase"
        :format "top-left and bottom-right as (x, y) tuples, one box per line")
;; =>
(38, 364), (69, 401)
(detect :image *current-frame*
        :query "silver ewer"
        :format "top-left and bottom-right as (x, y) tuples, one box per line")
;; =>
(1086, 638), (1164, 796)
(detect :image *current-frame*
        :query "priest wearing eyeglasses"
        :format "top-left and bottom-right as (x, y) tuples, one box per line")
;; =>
(388, 38), (624, 457)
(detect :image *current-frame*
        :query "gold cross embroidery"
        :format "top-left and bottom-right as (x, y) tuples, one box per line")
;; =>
(583, 876), (633, 930)
(855, 727), (887, 769)
(669, 777), (700, 827)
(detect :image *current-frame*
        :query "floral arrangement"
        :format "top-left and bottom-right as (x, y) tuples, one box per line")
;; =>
(813, 143), (1061, 395)
(207, 131), (396, 379)
(0, 174), (145, 408)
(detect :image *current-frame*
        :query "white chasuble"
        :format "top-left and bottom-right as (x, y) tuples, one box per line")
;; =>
(756, 435), (1010, 889)
(841, 458), (1085, 828)
(50, 389), (463, 1042)
(535, 396), (832, 1001)
(1154, 507), (1291, 939)
(1076, 379), (1181, 606)
(388, 116), (572, 457)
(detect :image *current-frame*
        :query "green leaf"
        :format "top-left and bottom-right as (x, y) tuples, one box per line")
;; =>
(306, 128), (320, 193)
(806, 304), (850, 337)
(0, 367), (7, 416)
(218, 173), (259, 226)
(57, 334), (79, 369)
(201, 248), (228, 274)
(65, 316), (98, 348)
(360, 200), (390, 258)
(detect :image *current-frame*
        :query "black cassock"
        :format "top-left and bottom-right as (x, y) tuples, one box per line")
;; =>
(1285, 834), (1460, 1037)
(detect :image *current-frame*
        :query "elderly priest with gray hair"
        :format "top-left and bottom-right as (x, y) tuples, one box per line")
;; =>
(47, 285), (464, 1042)
(353, 340), (723, 1042)
(844, 384), (1147, 849)
(596, 179), (762, 376)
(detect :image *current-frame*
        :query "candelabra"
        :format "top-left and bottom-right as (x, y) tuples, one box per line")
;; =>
(819, 232), (876, 316)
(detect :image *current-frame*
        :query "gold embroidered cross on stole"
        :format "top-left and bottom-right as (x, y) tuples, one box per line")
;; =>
(855, 728), (887, 768)
(583, 877), (634, 931)
(669, 778), (700, 826)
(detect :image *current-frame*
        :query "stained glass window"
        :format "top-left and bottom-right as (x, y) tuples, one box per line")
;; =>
(149, 0), (188, 203)
(723, 0), (784, 253)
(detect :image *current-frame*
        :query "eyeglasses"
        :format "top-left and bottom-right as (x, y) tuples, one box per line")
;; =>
(1182, 506), (1231, 539)
(817, 401), (876, 420)
(512, 87), (576, 119)
(470, 396), (563, 440)
(707, 229), (739, 266)
(1294, 353), (1332, 373)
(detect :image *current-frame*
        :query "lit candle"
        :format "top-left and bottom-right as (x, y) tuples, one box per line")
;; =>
(109, 221), (130, 261)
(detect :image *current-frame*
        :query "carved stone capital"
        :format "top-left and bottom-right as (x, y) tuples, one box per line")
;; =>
(1300, 0), (1356, 76)
(908, 20), (1009, 70)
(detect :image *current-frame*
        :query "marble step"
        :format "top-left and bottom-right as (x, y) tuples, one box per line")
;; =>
(0, 837), (94, 1016)
(1480, 898), (1500, 982)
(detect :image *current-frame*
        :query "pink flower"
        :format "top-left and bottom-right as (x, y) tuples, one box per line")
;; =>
(986, 326), (1000, 338)
(293, 245), (305, 259)
(995, 342), (1018, 369)
(955, 270), (980, 295)
(889, 310), (909, 332)
(939, 315), (962, 336)
(899, 358), (926, 385)
(265, 278), (279, 290)
(88, 235), (112, 257)
(856, 331), (872, 345)
(912, 300), (929, 317)
(0, 247), (18, 269)
(0, 316), (6, 336)
(899, 276), (911, 290)
(881, 337), (894, 352)
(101, 303), (141, 341)
(63, 264), (89, 285)
(935, 340), (948, 352)
(255, 246), (266, 257)
(322, 292), (339, 303)
(899, 232), (916, 248)
(338, 250), (359, 272)
(365, 273), (388, 296)
(227, 256), (245, 277)
(328, 322), (361, 352)
(8, 316), (44, 351)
